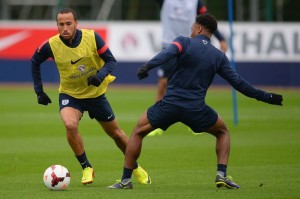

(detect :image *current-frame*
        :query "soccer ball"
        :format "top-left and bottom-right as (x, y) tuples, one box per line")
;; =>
(43, 165), (70, 191)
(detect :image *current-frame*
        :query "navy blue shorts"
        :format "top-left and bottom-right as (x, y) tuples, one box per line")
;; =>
(59, 93), (115, 122)
(147, 100), (218, 133)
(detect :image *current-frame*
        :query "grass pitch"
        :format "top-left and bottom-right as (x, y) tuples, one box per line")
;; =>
(0, 84), (299, 199)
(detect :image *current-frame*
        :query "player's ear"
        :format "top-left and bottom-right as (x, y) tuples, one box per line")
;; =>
(196, 24), (202, 34)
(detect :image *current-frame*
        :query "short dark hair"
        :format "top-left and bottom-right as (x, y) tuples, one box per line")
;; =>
(195, 13), (217, 34)
(56, 8), (78, 21)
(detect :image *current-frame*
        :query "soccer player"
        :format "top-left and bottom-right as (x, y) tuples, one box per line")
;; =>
(108, 13), (283, 189)
(149, 0), (228, 136)
(31, 8), (151, 185)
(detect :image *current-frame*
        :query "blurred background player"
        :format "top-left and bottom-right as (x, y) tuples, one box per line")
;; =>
(149, 0), (228, 136)
(31, 8), (150, 185)
(108, 13), (283, 190)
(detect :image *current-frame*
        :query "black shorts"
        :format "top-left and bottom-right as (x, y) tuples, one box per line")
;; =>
(59, 93), (115, 122)
(147, 100), (218, 133)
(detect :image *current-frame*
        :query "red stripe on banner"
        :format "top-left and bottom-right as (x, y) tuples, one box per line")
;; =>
(0, 27), (107, 59)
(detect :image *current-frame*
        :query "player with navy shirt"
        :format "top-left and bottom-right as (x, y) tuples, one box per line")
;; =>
(149, 0), (228, 136)
(108, 13), (283, 189)
(31, 8), (151, 186)
(155, 0), (227, 101)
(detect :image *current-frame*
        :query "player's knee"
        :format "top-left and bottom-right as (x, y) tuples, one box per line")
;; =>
(109, 129), (126, 140)
(64, 120), (78, 133)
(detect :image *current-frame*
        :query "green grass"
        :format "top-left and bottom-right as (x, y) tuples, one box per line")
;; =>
(0, 85), (299, 199)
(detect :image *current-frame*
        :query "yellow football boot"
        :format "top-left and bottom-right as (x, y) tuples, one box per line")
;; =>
(133, 165), (151, 184)
(81, 167), (95, 185)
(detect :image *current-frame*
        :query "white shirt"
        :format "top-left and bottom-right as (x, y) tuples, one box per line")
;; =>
(161, 0), (198, 47)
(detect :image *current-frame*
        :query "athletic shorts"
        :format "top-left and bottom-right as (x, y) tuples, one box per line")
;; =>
(59, 93), (115, 122)
(147, 100), (218, 133)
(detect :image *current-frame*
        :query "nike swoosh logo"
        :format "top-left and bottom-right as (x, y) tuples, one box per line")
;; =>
(107, 114), (113, 119)
(71, 57), (83, 64)
(0, 31), (30, 51)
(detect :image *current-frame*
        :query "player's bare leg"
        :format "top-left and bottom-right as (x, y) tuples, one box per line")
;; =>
(60, 107), (84, 155)
(206, 116), (240, 189)
(99, 120), (128, 154)
(108, 112), (153, 189)
(206, 116), (230, 165)
(147, 79), (167, 137)
(124, 114), (151, 170)
(101, 118), (151, 186)
(60, 107), (94, 184)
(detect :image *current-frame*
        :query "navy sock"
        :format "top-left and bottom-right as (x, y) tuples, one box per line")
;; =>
(76, 151), (92, 169)
(217, 164), (227, 177)
(122, 167), (133, 180)
(134, 162), (138, 169)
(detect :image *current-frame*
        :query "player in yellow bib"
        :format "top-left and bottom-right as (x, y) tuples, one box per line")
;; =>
(31, 8), (151, 186)
(49, 28), (115, 99)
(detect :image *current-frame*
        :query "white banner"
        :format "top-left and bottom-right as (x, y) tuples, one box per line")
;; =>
(108, 22), (300, 62)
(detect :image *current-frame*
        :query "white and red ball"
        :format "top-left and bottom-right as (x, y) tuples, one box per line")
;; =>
(43, 165), (70, 191)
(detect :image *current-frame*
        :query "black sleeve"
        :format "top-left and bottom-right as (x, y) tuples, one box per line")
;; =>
(213, 30), (225, 41)
(146, 36), (183, 70)
(31, 41), (53, 94)
(94, 32), (117, 78)
(217, 54), (271, 102)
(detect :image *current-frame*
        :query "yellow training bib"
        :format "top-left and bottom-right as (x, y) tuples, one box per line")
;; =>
(49, 29), (115, 99)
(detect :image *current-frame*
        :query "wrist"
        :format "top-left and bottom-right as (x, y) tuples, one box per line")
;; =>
(142, 64), (151, 71)
(96, 72), (107, 80)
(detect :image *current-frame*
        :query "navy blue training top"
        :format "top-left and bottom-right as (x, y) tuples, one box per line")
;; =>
(146, 35), (271, 109)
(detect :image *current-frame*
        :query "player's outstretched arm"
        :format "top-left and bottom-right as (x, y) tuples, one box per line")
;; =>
(263, 93), (283, 106)
(218, 58), (283, 106)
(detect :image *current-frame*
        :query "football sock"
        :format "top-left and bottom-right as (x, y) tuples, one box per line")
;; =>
(217, 164), (227, 177)
(134, 162), (138, 169)
(122, 167), (133, 180)
(76, 151), (92, 169)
